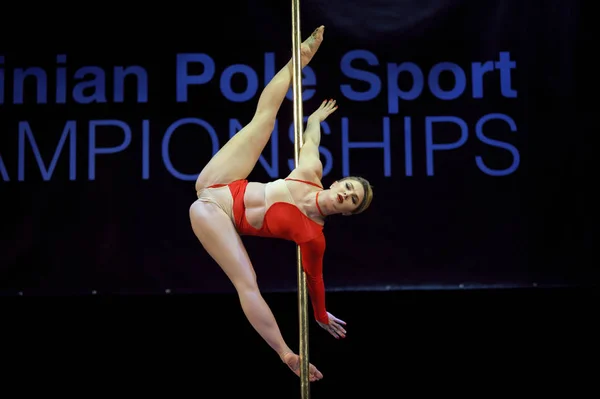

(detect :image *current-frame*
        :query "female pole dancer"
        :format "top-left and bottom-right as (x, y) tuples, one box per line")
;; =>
(189, 25), (373, 382)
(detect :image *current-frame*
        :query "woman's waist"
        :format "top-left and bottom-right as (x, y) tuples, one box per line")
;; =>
(244, 181), (269, 209)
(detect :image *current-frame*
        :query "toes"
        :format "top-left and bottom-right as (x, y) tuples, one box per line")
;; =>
(311, 25), (324, 39)
(285, 354), (323, 381)
(309, 365), (323, 381)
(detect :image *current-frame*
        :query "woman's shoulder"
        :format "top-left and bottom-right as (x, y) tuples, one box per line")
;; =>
(285, 167), (323, 187)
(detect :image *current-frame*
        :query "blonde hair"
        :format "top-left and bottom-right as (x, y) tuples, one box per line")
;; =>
(340, 176), (373, 214)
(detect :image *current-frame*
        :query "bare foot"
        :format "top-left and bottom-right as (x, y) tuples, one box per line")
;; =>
(301, 25), (325, 67)
(282, 352), (324, 382)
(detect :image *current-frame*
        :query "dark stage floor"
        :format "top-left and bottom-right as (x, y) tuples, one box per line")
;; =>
(3, 286), (597, 396)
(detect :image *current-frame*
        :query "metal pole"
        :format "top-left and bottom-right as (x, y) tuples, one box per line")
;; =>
(291, 1), (310, 398)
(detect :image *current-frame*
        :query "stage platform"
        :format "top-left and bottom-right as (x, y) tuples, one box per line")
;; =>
(3, 286), (596, 396)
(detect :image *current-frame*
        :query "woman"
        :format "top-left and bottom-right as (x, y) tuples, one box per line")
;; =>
(189, 25), (373, 382)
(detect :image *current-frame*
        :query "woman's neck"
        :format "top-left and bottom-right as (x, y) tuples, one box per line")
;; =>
(305, 189), (333, 219)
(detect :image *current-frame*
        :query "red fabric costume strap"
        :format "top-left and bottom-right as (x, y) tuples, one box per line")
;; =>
(285, 178), (326, 218)
(284, 178), (323, 189)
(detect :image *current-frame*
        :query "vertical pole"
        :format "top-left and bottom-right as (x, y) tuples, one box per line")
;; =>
(291, 0), (310, 398)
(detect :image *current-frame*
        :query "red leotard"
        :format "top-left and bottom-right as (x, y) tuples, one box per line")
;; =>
(220, 178), (329, 324)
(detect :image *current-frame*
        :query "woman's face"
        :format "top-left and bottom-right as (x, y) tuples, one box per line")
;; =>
(328, 178), (365, 215)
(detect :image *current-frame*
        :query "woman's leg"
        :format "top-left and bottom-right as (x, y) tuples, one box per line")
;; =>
(195, 26), (325, 191)
(189, 201), (323, 381)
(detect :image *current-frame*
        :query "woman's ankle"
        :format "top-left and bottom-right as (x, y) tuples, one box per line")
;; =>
(279, 349), (294, 362)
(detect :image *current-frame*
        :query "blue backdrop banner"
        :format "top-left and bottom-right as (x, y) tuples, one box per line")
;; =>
(0, 0), (591, 294)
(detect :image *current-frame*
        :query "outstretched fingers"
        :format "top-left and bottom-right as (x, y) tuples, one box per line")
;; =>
(319, 98), (338, 113)
(327, 322), (346, 339)
(324, 312), (346, 339)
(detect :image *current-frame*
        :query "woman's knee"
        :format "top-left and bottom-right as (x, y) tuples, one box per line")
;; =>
(189, 200), (206, 225)
(189, 200), (217, 226)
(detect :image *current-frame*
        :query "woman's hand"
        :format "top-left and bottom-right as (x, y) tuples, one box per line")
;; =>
(317, 312), (347, 339)
(309, 99), (338, 123)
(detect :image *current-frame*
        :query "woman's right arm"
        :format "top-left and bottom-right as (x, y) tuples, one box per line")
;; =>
(297, 99), (338, 178)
